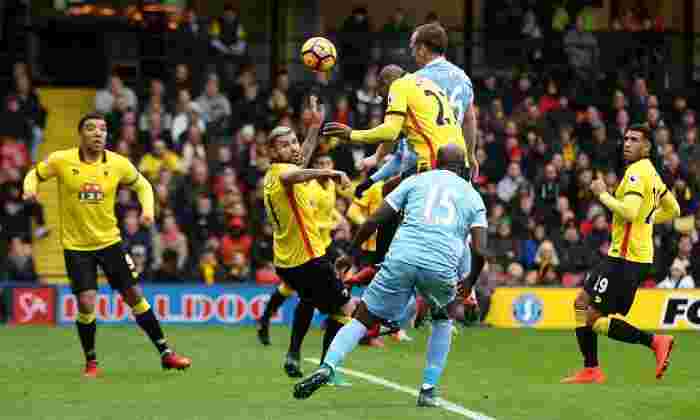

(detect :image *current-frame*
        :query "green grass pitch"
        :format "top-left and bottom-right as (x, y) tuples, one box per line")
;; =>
(1, 325), (697, 420)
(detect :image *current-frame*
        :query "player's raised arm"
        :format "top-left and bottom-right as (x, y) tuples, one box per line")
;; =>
(298, 95), (324, 168)
(591, 175), (643, 222)
(280, 168), (350, 188)
(653, 187), (681, 224)
(122, 163), (155, 226)
(22, 154), (58, 201)
(323, 65), (406, 145)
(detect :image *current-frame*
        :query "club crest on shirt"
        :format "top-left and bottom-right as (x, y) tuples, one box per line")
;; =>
(78, 182), (104, 203)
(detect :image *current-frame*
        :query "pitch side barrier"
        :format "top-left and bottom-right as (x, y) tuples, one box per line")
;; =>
(3, 284), (700, 330)
(487, 287), (700, 330)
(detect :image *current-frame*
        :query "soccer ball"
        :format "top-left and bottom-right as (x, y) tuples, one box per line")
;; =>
(301, 37), (337, 72)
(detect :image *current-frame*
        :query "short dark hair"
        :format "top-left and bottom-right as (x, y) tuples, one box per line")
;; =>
(414, 23), (448, 54)
(78, 112), (106, 132)
(626, 123), (652, 145)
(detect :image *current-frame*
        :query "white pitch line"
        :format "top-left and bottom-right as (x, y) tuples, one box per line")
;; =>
(305, 358), (496, 420)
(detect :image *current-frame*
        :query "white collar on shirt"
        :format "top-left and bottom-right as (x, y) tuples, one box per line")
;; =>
(424, 56), (447, 68)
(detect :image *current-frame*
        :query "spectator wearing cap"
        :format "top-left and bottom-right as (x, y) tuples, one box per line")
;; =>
(219, 216), (253, 268)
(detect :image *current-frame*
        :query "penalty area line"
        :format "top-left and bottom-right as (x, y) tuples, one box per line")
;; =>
(305, 358), (496, 420)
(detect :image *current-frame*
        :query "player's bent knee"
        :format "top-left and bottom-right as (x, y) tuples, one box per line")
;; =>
(353, 301), (379, 329)
(77, 290), (97, 313)
(591, 316), (611, 336)
(120, 285), (144, 306)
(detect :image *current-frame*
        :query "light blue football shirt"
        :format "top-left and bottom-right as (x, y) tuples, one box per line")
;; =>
(415, 57), (474, 124)
(384, 170), (487, 277)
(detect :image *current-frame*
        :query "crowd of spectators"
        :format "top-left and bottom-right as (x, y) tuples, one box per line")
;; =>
(0, 61), (46, 283)
(1, 4), (700, 297)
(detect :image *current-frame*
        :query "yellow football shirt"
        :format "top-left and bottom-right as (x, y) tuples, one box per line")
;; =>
(35, 148), (141, 251)
(608, 159), (668, 264)
(347, 181), (384, 252)
(263, 163), (326, 268)
(386, 73), (466, 170)
(309, 179), (337, 250)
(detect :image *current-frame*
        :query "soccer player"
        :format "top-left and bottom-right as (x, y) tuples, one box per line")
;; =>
(323, 64), (465, 174)
(356, 22), (477, 197)
(22, 113), (191, 377)
(412, 23), (477, 175)
(562, 123), (680, 384)
(262, 98), (354, 379)
(293, 144), (490, 406)
(257, 151), (342, 381)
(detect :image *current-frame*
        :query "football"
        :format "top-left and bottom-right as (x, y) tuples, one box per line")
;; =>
(301, 37), (337, 72)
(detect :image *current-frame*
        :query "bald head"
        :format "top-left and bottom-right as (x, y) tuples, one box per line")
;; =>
(378, 65), (405, 97)
(436, 144), (466, 173)
(437, 144), (465, 167)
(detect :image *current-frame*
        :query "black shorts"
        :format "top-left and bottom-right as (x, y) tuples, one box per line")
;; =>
(276, 255), (350, 315)
(64, 242), (139, 294)
(584, 256), (651, 316)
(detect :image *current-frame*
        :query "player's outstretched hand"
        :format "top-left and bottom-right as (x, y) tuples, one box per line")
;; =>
(322, 122), (352, 140)
(335, 255), (353, 277)
(354, 178), (373, 198)
(590, 176), (607, 196)
(22, 191), (37, 202)
(330, 170), (351, 188)
(140, 213), (154, 227)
